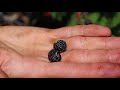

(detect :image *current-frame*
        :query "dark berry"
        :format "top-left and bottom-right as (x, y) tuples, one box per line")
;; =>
(54, 40), (67, 53)
(48, 49), (61, 62)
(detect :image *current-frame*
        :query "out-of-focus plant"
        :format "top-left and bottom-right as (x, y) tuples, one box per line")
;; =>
(50, 12), (120, 36)
(51, 12), (66, 21)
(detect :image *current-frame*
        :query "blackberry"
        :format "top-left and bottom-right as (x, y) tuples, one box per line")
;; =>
(54, 40), (67, 53)
(48, 49), (61, 62)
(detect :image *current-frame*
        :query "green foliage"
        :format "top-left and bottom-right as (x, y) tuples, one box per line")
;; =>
(67, 13), (78, 26)
(51, 12), (57, 19)
(50, 12), (120, 36)
(88, 12), (100, 23)
(51, 12), (66, 21)
(110, 12), (120, 28)
(98, 16), (108, 26)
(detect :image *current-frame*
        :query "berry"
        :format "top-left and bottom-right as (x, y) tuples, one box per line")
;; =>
(48, 49), (61, 62)
(76, 12), (81, 18)
(54, 40), (67, 53)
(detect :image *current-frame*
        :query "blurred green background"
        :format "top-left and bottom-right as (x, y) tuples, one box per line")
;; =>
(0, 12), (120, 36)
(50, 12), (120, 36)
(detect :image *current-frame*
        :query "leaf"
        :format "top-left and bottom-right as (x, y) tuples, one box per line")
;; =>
(51, 12), (67, 21)
(51, 12), (57, 19)
(88, 12), (100, 23)
(110, 12), (120, 28)
(57, 12), (67, 21)
(98, 16), (108, 26)
(56, 12), (63, 21)
(67, 13), (77, 26)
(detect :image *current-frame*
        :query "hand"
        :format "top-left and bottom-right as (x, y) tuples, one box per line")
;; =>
(0, 25), (119, 78)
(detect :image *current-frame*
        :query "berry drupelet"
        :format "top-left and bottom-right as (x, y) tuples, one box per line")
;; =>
(48, 49), (61, 62)
(54, 40), (67, 53)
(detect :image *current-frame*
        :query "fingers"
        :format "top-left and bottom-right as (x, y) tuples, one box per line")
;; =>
(51, 25), (111, 38)
(23, 59), (120, 78)
(0, 69), (8, 78)
(64, 36), (120, 50)
(48, 62), (120, 78)
(61, 49), (120, 63)
(10, 57), (120, 78)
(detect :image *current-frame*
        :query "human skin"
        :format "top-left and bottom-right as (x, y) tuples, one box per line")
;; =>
(0, 25), (120, 78)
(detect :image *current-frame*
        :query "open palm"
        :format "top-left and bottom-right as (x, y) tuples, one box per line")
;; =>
(0, 25), (120, 78)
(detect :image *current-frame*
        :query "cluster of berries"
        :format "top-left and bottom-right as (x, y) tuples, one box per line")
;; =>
(48, 40), (67, 62)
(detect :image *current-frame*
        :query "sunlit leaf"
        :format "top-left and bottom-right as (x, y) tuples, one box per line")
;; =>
(88, 12), (100, 23)
(98, 16), (108, 26)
